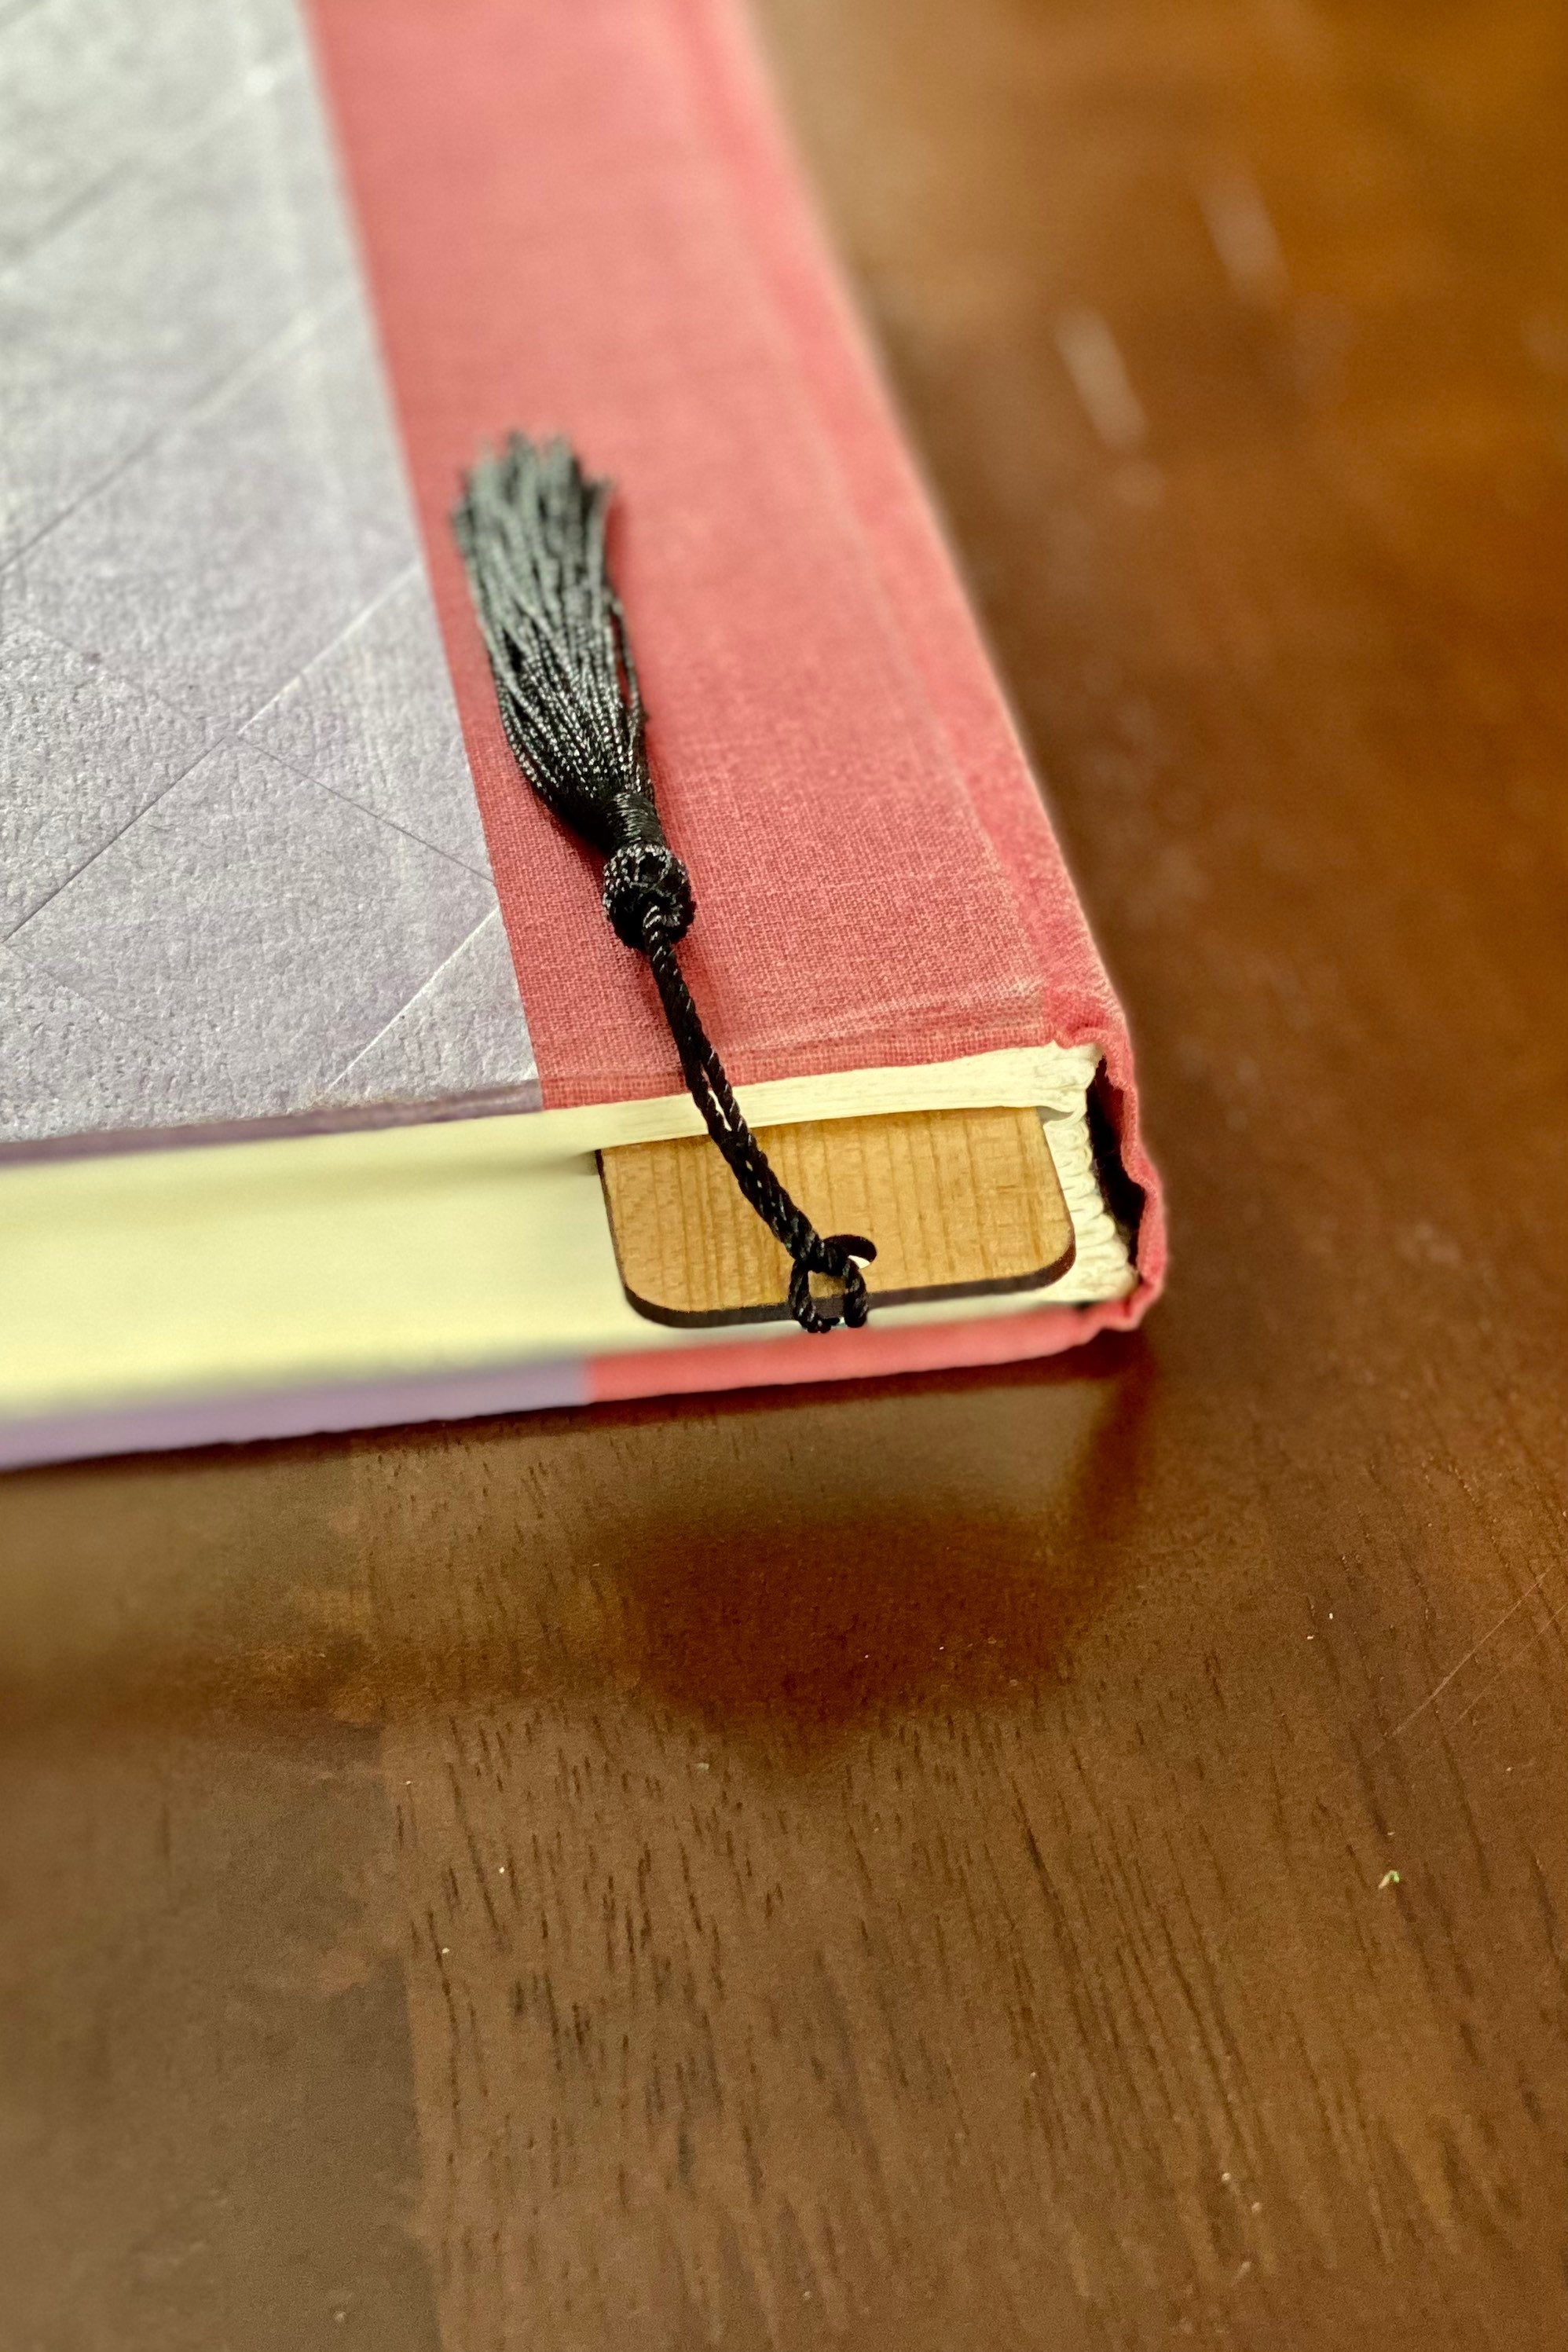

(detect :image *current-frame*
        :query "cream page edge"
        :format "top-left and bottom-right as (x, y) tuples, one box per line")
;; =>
(0, 1050), (1134, 1416)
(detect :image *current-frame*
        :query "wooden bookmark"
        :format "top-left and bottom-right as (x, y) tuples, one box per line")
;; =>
(600, 1107), (1074, 1327)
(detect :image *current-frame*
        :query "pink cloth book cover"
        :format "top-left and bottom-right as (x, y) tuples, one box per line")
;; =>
(0, 0), (1163, 1465)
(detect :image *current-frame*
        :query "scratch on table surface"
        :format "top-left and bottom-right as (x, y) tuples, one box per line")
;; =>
(1445, 1600), (1566, 1735)
(1386, 1563), (1559, 1741)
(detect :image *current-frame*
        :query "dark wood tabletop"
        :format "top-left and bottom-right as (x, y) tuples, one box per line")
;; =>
(3, 0), (1565, 2344)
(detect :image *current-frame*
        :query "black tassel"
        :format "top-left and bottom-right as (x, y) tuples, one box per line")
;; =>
(453, 434), (875, 1333)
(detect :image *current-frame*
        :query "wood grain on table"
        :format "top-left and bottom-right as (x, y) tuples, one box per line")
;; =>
(3, 0), (1566, 2346)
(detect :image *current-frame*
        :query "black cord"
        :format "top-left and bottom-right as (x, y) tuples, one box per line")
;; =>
(600, 830), (874, 1330)
(641, 914), (874, 1333)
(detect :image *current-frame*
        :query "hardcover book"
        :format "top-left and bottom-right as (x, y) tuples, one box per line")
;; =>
(0, 0), (1164, 1467)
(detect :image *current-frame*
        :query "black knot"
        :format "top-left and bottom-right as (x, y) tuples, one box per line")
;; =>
(788, 1232), (876, 1335)
(603, 840), (694, 949)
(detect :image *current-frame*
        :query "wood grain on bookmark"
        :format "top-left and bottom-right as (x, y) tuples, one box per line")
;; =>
(601, 1108), (1075, 1325)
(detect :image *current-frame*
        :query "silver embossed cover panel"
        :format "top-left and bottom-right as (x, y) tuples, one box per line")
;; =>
(0, 0), (540, 1154)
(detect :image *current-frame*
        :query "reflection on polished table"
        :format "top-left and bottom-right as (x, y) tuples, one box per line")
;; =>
(2, 0), (1565, 2343)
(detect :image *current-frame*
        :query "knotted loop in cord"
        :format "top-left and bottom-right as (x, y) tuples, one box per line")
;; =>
(453, 433), (876, 1334)
(642, 910), (877, 1331)
(788, 1233), (875, 1335)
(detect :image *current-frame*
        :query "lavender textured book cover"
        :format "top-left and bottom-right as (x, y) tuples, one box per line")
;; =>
(0, 0), (538, 1156)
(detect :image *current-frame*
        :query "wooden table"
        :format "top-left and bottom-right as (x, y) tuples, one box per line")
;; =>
(3, 0), (1565, 2343)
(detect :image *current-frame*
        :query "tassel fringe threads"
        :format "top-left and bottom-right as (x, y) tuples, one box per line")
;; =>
(453, 434), (875, 1334)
